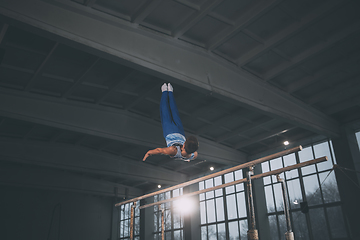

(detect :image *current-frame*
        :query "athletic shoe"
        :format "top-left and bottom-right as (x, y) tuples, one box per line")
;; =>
(161, 83), (168, 92)
(167, 83), (173, 92)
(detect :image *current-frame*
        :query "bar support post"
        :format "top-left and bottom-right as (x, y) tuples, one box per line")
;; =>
(247, 166), (259, 240)
(130, 201), (136, 240)
(160, 204), (165, 240)
(277, 175), (294, 240)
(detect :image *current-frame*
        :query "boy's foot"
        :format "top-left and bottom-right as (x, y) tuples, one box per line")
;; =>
(161, 83), (168, 92)
(167, 83), (173, 92)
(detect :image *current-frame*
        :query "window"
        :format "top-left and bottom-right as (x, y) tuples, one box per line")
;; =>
(356, 131), (360, 150)
(154, 189), (184, 240)
(199, 170), (247, 240)
(261, 140), (348, 240)
(119, 201), (140, 240)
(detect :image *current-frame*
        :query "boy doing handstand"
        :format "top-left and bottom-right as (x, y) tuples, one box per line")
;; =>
(143, 83), (198, 162)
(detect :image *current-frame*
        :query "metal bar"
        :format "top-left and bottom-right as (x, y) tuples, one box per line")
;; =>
(139, 156), (327, 210)
(115, 146), (302, 207)
(247, 166), (259, 240)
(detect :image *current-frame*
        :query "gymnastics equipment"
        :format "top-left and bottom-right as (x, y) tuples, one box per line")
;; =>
(115, 145), (327, 240)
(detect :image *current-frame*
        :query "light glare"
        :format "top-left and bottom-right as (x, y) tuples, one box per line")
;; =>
(174, 197), (194, 214)
(210, 167), (214, 171)
(284, 141), (289, 146)
(157, 185), (161, 188)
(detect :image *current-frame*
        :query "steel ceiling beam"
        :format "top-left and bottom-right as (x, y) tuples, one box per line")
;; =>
(0, 0), (340, 139)
(0, 91), (245, 165)
(0, 138), (186, 185)
(237, 0), (349, 67)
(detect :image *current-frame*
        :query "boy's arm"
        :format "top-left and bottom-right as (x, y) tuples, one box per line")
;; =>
(183, 151), (198, 162)
(143, 146), (176, 161)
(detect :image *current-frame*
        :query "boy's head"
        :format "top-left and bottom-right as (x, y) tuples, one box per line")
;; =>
(184, 135), (199, 154)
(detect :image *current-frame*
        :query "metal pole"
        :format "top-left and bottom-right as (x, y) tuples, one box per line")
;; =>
(277, 175), (294, 240)
(130, 201), (136, 240)
(160, 205), (165, 240)
(247, 166), (259, 240)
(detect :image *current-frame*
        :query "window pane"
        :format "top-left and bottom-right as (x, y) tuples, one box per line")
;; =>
(174, 212), (181, 229)
(154, 233), (159, 240)
(309, 208), (329, 240)
(299, 147), (316, 175)
(124, 219), (129, 237)
(327, 206), (347, 238)
(237, 192), (247, 218)
(303, 175), (322, 206)
(166, 231), (171, 240)
(173, 188), (180, 197)
(200, 202), (206, 224)
(262, 162), (271, 185)
(236, 183), (244, 192)
(319, 171), (340, 203)
(265, 185), (275, 213)
(270, 157), (283, 170)
(205, 179), (214, 199)
(268, 215), (279, 240)
(214, 176), (223, 197)
(225, 173), (235, 194)
(207, 199), (216, 223)
(228, 221), (239, 240)
(120, 221), (124, 238)
(273, 183), (284, 211)
(218, 223), (226, 240)
(199, 181), (204, 190)
(234, 169), (243, 180)
(291, 211), (309, 240)
(239, 219), (248, 240)
(135, 217), (140, 235)
(287, 179), (302, 209)
(201, 226), (207, 240)
(174, 230), (181, 240)
(329, 141), (337, 164)
(283, 153), (298, 179)
(314, 142), (333, 171)
(165, 210), (171, 230)
(165, 192), (171, 209)
(226, 194), (238, 220)
(278, 214), (286, 240)
(208, 224), (217, 240)
(199, 193), (205, 201)
(235, 170), (244, 191)
(216, 197), (225, 221)
(154, 212), (159, 232)
(124, 204), (130, 219)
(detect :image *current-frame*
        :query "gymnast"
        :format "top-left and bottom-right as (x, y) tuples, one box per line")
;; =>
(143, 83), (198, 162)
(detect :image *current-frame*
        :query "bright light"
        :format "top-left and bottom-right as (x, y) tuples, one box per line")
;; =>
(157, 185), (161, 188)
(284, 141), (289, 146)
(210, 166), (214, 171)
(293, 199), (299, 204)
(173, 197), (194, 215)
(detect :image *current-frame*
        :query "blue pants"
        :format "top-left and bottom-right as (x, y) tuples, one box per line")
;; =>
(160, 91), (185, 138)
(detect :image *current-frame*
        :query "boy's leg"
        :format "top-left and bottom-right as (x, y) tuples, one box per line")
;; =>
(160, 90), (174, 138)
(167, 91), (185, 136)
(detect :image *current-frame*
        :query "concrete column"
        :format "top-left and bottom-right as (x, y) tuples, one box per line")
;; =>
(331, 126), (360, 239)
(183, 184), (201, 240)
(140, 197), (155, 240)
(252, 166), (272, 240)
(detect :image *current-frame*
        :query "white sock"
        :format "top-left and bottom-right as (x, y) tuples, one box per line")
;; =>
(167, 83), (173, 92)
